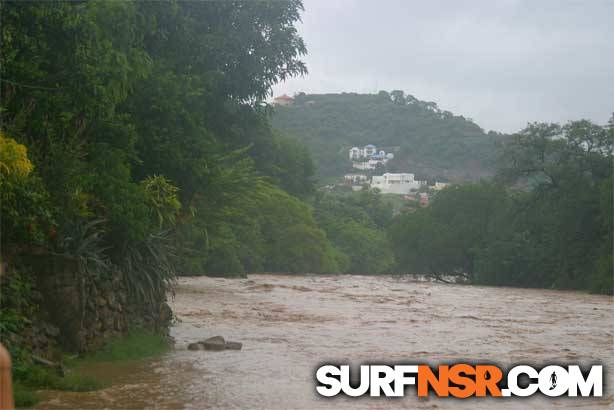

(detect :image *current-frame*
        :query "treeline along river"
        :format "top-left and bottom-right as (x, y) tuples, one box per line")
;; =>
(34, 275), (613, 409)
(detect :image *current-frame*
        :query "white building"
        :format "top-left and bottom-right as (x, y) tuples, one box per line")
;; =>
(349, 147), (361, 160)
(343, 174), (368, 185)
(370, 173), (427, 194)
(352, 159), (385, 170)
(349, 144), (380, 160)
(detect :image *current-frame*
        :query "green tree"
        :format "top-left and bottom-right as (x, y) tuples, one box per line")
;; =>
(389, 183), (507, 279)
(314, 190), (395, 274)
(389, 118), (612, 293)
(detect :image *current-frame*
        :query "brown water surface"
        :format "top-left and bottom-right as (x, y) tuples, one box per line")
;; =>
(35, 274), (614, 409)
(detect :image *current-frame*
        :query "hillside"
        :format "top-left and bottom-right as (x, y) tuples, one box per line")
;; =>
(272, 91), (506, 181)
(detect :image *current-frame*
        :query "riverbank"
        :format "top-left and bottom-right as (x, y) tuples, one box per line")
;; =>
(32, 274), (614, 409)
(13, 329), (170, 407)
(1, 254), (173, 407)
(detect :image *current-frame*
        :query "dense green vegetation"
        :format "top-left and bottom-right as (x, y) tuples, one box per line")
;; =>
(272, 91), (506, 180)
(389, 119), (613, 293)
(0, 0), (330, 285)
(314, 190), (395, 274)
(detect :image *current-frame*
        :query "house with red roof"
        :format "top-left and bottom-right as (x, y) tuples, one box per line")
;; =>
(273, 94), (294, 106)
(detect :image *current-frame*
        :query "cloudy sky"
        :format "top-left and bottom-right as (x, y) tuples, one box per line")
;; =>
(272, 0), (614, 133)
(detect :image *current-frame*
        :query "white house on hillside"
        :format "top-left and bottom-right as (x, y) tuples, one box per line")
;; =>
(349, 144), (378, 160)
(349, 144), (394, 169)
(370, 173), (426, 194)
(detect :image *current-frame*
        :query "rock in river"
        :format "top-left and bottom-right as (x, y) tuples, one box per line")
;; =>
(188, 336), (243, 351)
(187, 342), (204, 351)
(225, 341), (242, 350)
(201, 336), (226, 351)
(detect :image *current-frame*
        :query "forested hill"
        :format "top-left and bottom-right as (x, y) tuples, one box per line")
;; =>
(272, 91), (506, 181)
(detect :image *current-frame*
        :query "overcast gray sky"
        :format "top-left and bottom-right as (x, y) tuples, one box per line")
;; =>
(272, 0), (614, 133)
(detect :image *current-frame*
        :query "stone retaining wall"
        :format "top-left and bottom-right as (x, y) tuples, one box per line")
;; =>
(5, 253), (171, 356)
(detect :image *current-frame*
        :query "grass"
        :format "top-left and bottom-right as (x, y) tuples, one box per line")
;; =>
(13, 329), (170, 407)
(69, 329), (170, 365)
(12, 363), (103, 407)
(14, 382), (39, 408)
(14, 363), (103, 390)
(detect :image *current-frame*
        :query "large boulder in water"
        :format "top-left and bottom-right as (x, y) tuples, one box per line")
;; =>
(201, 336), (226, 351)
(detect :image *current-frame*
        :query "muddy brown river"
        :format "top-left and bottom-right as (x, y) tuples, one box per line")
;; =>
(35, 274), (613, 409)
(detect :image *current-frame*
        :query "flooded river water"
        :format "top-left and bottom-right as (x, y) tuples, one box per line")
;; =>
(36, 274), (613, 409)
